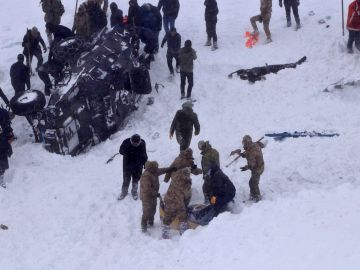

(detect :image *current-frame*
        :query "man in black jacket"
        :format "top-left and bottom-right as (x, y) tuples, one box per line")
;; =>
(139, 3), (162, 52)
(110, 2), (123, 28)
(204, 0), (219, 50)
(22, 27), (47, 71)
(208, 165), (236, 215)
(157, 0), (180, 33)
(10, 54), (31, 94)
(279, 0), (300, 29)
(118, 134), (148, 200)
(161, 27), (181, 75)
(0, 108), (14, 188)
(45, 23), (74, 45)
(128, 0), (141, 27)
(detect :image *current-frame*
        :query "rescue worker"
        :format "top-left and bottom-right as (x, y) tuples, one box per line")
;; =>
(162, 148), (202, 239)
(9, 54), (31, 94)
(208, 164), (236, 215)
(279, 0), (300, 29)
(169, 101), (200, 151)
(250, 0), (273, 43)
(139, 3), (162, 52)
(128, 0), (141, 27)
(41, 0), (65, 43)
(110, 2), (123, 28)
(160, 27), (181, 76)
(198, 140), (220, 203)
(22, 27), (47, 71)
(45, 23), (74, 45)
(157, 0), (180, 33)
(0, 108), (14, 189)
(204, 0), (219, 50)
(179, 40), (197, 99)
(346, 0), (360, 53)
(140, 161), (176, 232)
(118, 134), (148, 200)
(73, 4), (91, 37)
(231, 135), (265, 202)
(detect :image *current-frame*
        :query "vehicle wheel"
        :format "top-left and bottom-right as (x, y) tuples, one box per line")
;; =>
(53, 36), (88, 63)
(10, 90), (46, 116)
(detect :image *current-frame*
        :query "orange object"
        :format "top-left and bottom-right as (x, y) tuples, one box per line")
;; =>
(210, 196), (217, 205)
(245, 31), (259, 48)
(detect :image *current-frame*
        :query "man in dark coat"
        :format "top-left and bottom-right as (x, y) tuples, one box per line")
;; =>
(45, 23), (74, 45)
(209, 165), (236, 215)
(139, 3), (162, 52)
(0, 108), (14, 188)
(157, 0), (180, 33)
(161, 27), (181, 75)
(22, 27), (47, 71)
(170, 101), (200, 151)
(118, 134), (148, 200)
(128, 0), (141, 27)
(10, 54), (31, 94)
(179, 40), (197, 99)
(110, 2), (123, 28)
(204, 0), (219, 50)
(86, 1), (108, 35)
(279, 0), (300, 29)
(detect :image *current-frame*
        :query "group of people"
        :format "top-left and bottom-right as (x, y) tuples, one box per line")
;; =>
(117, 101), (265, 238)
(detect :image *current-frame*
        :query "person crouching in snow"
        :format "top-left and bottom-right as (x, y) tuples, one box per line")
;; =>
(346, 0), (360, 53)
(208, 165), (236, 216)
(140, 161), (177, 233)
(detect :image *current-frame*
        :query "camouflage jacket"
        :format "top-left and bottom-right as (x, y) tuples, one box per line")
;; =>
(260, 0), (272, 16)
(201, 142), (220, 176)
(241, 142), (265, 174)
(42, 0), (65, 24)
(164, 168), (192, 208)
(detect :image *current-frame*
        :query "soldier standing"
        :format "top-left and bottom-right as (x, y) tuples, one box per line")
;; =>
(160, 27), (181, 76)
(198, 140), (220, 203)
(118, 134), (148, 200)
(169, 101), (200, 151)
(279, 0), (301, 29)
(73, 4), (91, 38)
(140, 161), (176, 233)
(10, 54), (31, 94)
(0, 108), (14, 189)
(231, 135), (265, 202)
(157, 0), (180, 33)
(204, 0), (219, 50)
(22, 27), (47, 71)
(250, 0), (273, 43)
(179, 40), (197, 99)
(41, 0), (65, 43)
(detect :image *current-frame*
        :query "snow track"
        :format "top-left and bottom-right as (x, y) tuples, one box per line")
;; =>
(1, 0), (360, 269)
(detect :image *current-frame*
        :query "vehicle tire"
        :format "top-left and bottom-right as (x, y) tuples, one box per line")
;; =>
(53, 36), (88, 63)
(10, 90), (46, 116)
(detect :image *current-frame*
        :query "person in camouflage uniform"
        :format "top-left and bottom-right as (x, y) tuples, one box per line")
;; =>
(89, 0), (109, 13)
(170, 101), (200, 151)
(140, 161), (176, 232)
(231, 135), (265, 202)
(73, 4), (91, 37)
(41, 0), (65, 43)
(250, 0), (273, 43)
(198, 140), (220, 203)
(162, 148), (202, 238)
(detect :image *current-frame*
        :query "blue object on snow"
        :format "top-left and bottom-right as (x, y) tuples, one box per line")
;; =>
(265, 131), (340, 142)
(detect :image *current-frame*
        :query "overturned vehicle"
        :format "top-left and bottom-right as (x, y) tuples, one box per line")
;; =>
(11, 28), (152, 155)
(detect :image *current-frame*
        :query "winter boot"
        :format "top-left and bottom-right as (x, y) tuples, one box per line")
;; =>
(141, 224), (147, 233)
(205, 38), (211, 46)
(131, 182), (139, 200)
(117, 186), (128, 200)
(265, 37), (273, 44)
(212, 42), (218, 50)
(162, 224), (171, 239)
(295, 23), (301, 30)
(179, 222), (188, 235)
(287, 21), (292, 27)
(0, 175), (6, 189)
(148, 219), (154, 227)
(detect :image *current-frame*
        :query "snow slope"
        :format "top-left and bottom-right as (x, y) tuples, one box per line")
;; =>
(1, 0), (360, 269)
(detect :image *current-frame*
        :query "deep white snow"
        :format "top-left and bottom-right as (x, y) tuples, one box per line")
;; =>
(1, 0), (360, 269)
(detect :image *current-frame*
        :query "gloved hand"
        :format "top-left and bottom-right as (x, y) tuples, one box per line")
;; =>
(191, 163), (198, 170)
(279, 1), (282, 7)
(240, 166), (249, 171)
(210, 196), (216, 205)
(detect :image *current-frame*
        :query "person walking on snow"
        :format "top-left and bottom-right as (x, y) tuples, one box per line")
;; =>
(22, 27), (47, 72)
(118, 134), (148, 200)
(279, 0), (301, 29)
(161, 27), (181, 76)
(204, 0), (219, 50)
(170, 101), (200, 151)
(346, 0), (360, 53)
(0, 108), (14, 189)
(179, 40), (197, 99)
(250, 0), (273, 43)
(140, 161), (177, 233)
(157, 0), (180, 33)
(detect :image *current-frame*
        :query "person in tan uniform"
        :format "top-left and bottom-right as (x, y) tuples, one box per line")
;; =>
(89, 0), (109, 13)
(250, 0), (273, 43)
(231, 135), (265, 202)
(140, 161), (176, 233)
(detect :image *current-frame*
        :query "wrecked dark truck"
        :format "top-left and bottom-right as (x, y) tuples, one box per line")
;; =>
(10, 28), (152, 155)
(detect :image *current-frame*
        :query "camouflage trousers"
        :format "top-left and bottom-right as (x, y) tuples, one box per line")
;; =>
(250, 13), (272, 39)
(249, 170), (262, 200)
(141, 198), (157, 228)
(163, 201), (188, 226)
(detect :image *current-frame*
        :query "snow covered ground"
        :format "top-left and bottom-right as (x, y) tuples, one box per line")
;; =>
(1, 0), (360, 269)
